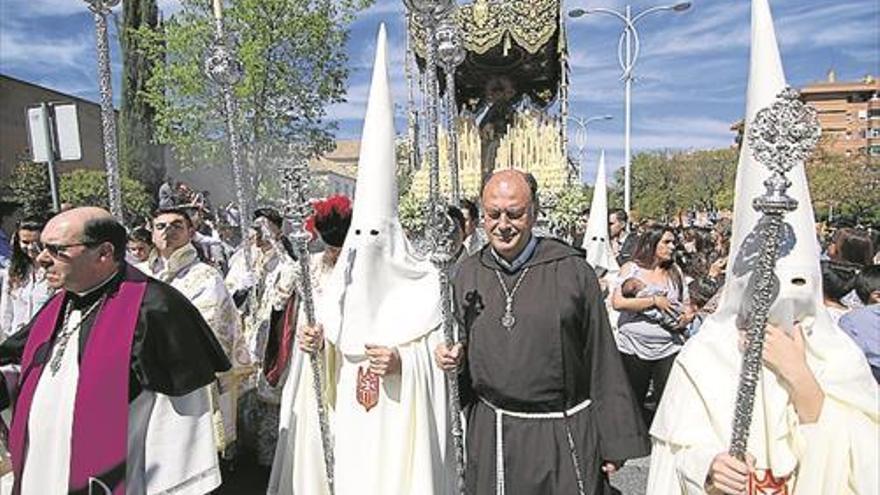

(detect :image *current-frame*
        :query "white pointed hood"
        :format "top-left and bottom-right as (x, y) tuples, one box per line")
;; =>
(321, 24), (442, 355)
(651, 0), (878, 480)
(581, 150), (619, 274)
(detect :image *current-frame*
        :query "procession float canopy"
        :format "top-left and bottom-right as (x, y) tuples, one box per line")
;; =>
(407, 0), (572, 201)
(409, 0), (564, 109)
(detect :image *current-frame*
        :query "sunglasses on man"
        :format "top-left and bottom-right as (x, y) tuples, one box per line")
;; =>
(41, 241), (103, 258)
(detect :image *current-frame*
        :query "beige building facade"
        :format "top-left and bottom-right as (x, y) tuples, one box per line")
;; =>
(800, 72), (880, 157)
(0, 74), (109, 185)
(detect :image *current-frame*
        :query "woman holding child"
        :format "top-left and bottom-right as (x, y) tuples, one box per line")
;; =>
(611, 224), (693, 426)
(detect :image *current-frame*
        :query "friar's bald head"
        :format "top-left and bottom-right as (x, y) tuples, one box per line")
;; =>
(481, 170), (537, 261)
(38, 207), (127, 293)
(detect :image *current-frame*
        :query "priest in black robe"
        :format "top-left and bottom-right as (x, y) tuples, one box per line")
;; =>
(437, 170), (649, 495)
(0, 207), (230, 495)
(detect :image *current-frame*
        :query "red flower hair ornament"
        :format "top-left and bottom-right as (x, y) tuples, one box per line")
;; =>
(305, 195), (352, 248)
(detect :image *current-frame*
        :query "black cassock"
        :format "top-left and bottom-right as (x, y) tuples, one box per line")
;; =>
(453, 238), (649, 495)
(0, 265), (230, 408)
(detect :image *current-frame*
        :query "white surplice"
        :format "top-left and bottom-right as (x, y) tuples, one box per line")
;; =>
(20, 309), (82, 494)
(17, 307), (221, 495)
(138, 244), (247, 450)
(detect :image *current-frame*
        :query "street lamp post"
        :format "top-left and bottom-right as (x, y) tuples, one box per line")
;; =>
(568, 114), (613, 182)
(569, 1), (690, 218)
(84, 0), (123, 219)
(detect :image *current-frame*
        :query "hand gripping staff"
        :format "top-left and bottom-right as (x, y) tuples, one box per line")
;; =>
(280, 157), (335, 495)
(428, 201), (467, 494)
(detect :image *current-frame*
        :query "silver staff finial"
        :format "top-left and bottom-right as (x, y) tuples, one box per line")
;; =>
(728, 86), (821, 460)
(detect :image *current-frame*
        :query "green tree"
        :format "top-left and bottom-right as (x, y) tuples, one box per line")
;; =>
(137, 0), (372, 203)
(6, 162), (153, 223)
(59, 169), (153, 225)
(6, 161), (52, 217)
(627, 151), (684, 220)
(398, 191), (427, 237)
(607, 145), (878, 225)
(119, 0), (165, 198)
(807, 147), (880, 224)
(680, 148), (737, 212)
(610, 149), (737, 222)
(545, 185), (592, 240)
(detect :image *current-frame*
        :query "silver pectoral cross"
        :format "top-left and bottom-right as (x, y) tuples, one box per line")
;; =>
(501, 298), (516, 330)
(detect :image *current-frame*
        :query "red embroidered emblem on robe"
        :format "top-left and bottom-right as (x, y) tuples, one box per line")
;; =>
(748, 469), (790, 495)
(357, 366), (380, 412)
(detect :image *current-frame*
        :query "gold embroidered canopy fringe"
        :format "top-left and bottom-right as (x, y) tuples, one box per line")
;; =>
(409, 0), (560, 56)
(408, 0), (565, 109)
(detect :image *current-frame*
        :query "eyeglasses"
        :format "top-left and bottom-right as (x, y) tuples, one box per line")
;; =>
(485, 208), (528, 221)
(154, 220), (187, 232)
(42, 242), (100, 258)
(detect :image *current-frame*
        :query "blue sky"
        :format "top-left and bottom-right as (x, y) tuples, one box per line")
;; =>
(1, 0), (877, 184)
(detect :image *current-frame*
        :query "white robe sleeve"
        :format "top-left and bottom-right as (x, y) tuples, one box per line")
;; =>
(648, 358), (728, 495)
(647, 439), (717, 494)
(792, 396), (880, 495)
(0, 276), (13, 339)
(269, 260), (298, 312)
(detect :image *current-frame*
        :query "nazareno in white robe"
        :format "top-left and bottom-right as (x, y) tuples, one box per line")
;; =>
(647, 0), (879, 492)
(314, 22), (454, 495)
(267, 253), (336, 495)
(646, 311), (879, 495)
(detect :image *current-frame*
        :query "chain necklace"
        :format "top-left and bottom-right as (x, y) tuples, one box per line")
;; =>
(493, 267), (531, 331)
(49, 296), (106, 375)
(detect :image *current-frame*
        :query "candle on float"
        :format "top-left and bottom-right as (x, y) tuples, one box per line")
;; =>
(212, 0), (223, 20)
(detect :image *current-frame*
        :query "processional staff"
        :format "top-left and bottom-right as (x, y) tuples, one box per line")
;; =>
(728, 87), (820, 460)
(280, 157), (336, 495)
(436, 13), (466, 204)
(403, 0), (466, 492)
(204, 0), (260, 325)
(84, 0), (124, 218)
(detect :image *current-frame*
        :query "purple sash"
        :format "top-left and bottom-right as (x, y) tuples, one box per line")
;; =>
(9, 267), (147, 495)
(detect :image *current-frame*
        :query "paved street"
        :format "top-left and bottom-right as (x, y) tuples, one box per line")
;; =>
(216, 454), (651, 494)
(610, 455), (650, 494)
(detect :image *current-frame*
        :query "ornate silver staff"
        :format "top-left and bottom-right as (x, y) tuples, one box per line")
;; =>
(204, 0), (258, 320)
(84, 0), (124, 218)
(728, 87), (820, 459)
(405, 0), (465, 491)
(436, 12), (466, 204)
(428, 203), (466, 495)
(280, 157), (335, 495)
(405, 0), (452, 202)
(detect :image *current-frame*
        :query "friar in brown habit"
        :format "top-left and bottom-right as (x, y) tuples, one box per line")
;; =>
(436, 170), (649, 495)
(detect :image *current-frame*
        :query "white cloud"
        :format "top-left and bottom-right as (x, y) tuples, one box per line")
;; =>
(1, 0), (91, 18)
(0, 29), (93, 73)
